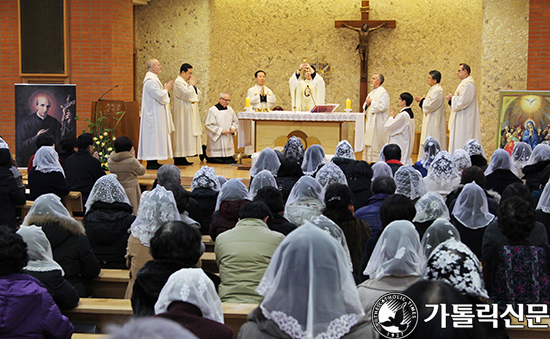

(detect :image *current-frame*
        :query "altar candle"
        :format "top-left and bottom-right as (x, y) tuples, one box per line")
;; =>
(346, 98), (351, 110)
(246, 97), (251, 108)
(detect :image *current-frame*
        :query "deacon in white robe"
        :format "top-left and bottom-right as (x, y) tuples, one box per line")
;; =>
(289, 62), (325, 111)
(172, 63), (202, 165)
(415, 70), (446, 158)
(364, 73), (390, 162)
(205, 93), (238, 164)
(384, 93), (415, 165)
(446, 63), (481, 153)
(248, 70), (276, 110)
(137, 59), (174, 169)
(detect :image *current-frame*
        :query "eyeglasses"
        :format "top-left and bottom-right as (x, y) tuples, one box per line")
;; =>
(221, 98), (231, 102)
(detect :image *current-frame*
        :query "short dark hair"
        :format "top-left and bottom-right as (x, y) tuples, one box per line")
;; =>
(0, 226), (28, 275)
(371, 176), (396, 195)
(383, 144), (401, 161)
(345, 160), (373, 181)
(254, 186), (284, 213)
(238, 201), (270, 220)
(323, 184), (355, 224)
(114, 136), (133, 153)
(400, 92), (413, 106)
(501, 182), (534, 208)
(163, 182), (190, 214)
(58, 134), (77, 154)
(378, 73), (385, 85)
(150, 221), (201, 264)
(76, 133), (94, 149)
(254, 70), (266, 78)
(429, 70), (442, 83)
(460, 63), (471, 75)
(180, 63), (193, 73)
(460, 166), (486, 188)
(498, 196), (535, 241)
(380, 194), (416, 227)
(36, 132), (54, 148)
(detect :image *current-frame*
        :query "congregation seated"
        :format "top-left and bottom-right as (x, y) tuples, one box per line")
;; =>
(17, 225), (79, 310)
(452, 148), (471, 176)
(283, 176), (324, 226)
(22, 193), (100, 296)
(380, 143), (403, 175)
(355, 176), (396, 237)
(315, 162), (348, 191)
(132, 220), (217, 317)
(56, 133), (76, 165)
(445, 166), (500, 215)
(413, 136), (441, 177)
(511, 141), (532, 178)
(154, 268), (233, 339)
(209, 178), (250, 240)
(344, 160), (373, 210)
(0, 137), (25, 229)
(394, 166), (426, 203)
(249, 147), (280, 185)
(484, 148), (522, 195)
(522, 143), (550, 192)
(109, 317), (197, 339)
(357, 220), (423, 337)
(215, 202), (284, 303)
(107, 136), (147, 215)
(190, 166), (221, 235)
(464, 138), (488, 170)
(125, 185), (181, 298)
(275, 158), (303, 204)
(332, 139), (356, 174)
(359, 194), (416, 282)
(322, 184), (371, 276)
(238, 223), (370, 339)
(28, 146), (70, 200)
(83, 174), (135, 269)
(423, 151), (460, 196)
(253, 186), (297, 235)
(412, 192), (450, 238)
(65, 133), (106, 207)
(301, 144), (326, 176)
(282, 136), (304, 164)
(0, 227), (74, 339)
(248, 169), (277, 200)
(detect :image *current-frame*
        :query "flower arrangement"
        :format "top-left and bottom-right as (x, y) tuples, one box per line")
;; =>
(80, 110), (126, 170)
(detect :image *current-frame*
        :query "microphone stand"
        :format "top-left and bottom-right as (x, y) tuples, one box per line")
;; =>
(98, 85), (118, 101)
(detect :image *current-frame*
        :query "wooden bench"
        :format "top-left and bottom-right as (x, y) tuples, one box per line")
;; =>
(202, 235), (215, 252)
(87, 269), (129, 299)
(63, 299), (256, 338)
(507, 316), (550, 339)
(200, 252), (218, 273)
(72, 334), (105, 339)
(17, 191), (83, 219)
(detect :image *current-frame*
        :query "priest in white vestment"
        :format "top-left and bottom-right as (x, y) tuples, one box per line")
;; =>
(364, 73), (390, 163)
(289, 63), (325, 112)
(246, 70), (276, 155)
(205, 93), (238, 164)
(384, 92), (415, 165)
(137, 59), (174, 170)
(172, 63), (202, 166)
(415, 70), (446, 159)
(446, 63), (481, 153)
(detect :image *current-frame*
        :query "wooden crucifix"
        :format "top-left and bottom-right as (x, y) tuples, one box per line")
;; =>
(335, 1), (395, 110)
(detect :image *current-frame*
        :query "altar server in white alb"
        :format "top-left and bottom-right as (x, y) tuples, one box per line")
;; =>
(248, 70), (276, 110)
(137, 59), (174, 170)
(364, 73), (390, 163)
(289, 62), (325, 111)
(172, 63), (202, 166)
(205, 93), (238, 164)
(446, 63), (481, 153)
(384, 92), (415, 165)
(415, 70), (446, 158)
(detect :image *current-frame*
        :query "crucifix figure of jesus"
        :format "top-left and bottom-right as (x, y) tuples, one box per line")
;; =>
(342, 22), (387, 81)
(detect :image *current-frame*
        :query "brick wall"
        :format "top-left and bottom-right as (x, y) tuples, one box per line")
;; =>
(0, 0), (134, 149)
(527, 0), (550, 90)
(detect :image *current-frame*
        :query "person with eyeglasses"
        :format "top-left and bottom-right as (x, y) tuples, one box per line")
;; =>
(203, 93), (238, 164)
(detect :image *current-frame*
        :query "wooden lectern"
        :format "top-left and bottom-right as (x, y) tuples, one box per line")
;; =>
(91, 100), (140, 153)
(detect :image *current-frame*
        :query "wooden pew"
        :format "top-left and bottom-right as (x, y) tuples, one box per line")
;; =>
(200, 252), (218, 273)
(507, 316), (550, 339)
(72, 334), (105, 339)
(202, 235), (215, 252)
(87, 269), (129, 299)
(17, 191), (83, 219)
(63, 299), (256, 338)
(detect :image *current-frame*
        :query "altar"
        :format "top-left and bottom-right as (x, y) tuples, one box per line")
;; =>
(237, 111), (365, 154)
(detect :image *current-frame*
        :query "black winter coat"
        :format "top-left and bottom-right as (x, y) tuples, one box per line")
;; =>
(64, 149), (105, 205)
(27, 269), (79, 310)
(28, 168), (70, 200)
(0, 166), (26, 229)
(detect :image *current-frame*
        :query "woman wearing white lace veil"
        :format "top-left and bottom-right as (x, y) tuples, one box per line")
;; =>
(371, 161), (393, 179)
(523, 143), (550, 192)
(283, 136), (305, 164)
(452, 148), (471, 175)
(154, 268), (233, 339)
(16, 225), (79, 310)
(238, 223), (368, 339)
(413, 136), (441, 177)
(484, 148), (522, 195)
(511, 142), (532, 177)
(463, 139), (487, 170)
(334, 140), (356, 159)
(357, 220), (424, 338)
(28, 145), (70, 200)
(301, 144), (326, 176)
(315, 162), (348, 192)
(310, 215), (353, 271)
(536, 179), (550, 234)
(210, 179), (250, 240)
(248, 169), (277, 200)
(249, 147), (281, 178)
(423, 151), (460, 196)
(394, 166), (426, 201)
(413, 192), (450, 238)
(283, 176), (324, 226)
(450, 182), (495, 258)
(420, 218), (461, 259)
(190, 166), (221, 234)
(125, 185), (181, 298)
(83, 174), (135, 269)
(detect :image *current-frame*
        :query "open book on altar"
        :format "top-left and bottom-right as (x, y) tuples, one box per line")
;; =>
(310, 104), (339, 113)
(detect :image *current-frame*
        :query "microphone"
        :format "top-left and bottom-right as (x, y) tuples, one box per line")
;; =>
(98, 85), (118, 101)
(306, 84), (317, 109)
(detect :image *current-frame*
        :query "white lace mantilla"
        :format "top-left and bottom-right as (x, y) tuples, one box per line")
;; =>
(238, 111), (360, 122)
